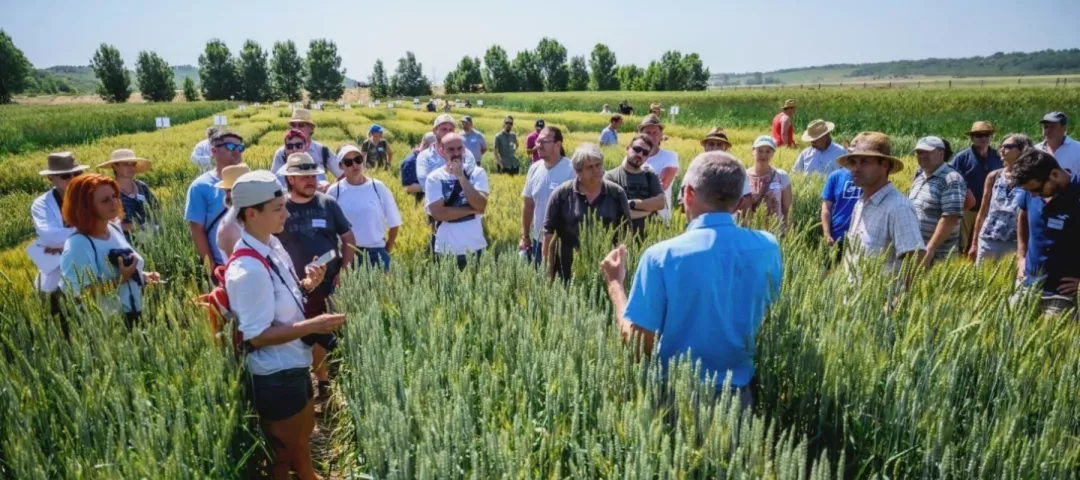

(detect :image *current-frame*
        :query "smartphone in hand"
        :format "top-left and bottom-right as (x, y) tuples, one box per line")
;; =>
(308, 249), (338, 269)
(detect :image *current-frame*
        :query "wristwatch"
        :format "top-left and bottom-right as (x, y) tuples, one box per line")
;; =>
(629, 200), (638, 211)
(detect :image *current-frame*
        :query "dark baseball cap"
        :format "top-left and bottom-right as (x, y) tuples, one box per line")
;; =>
(535, 119), (545, 128)
(1041, 112), (1068, 126)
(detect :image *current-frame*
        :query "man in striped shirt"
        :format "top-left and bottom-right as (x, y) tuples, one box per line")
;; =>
(910, 136), (967, 266)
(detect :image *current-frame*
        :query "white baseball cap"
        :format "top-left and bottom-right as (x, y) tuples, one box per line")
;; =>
(914, 136), (946, 151)
(434, 114), (456, 128)
(752, 135), (777, 150)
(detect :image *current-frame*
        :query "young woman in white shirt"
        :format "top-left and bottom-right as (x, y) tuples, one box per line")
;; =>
(223, 171), (345, 480)
(329, 145), (402, 271)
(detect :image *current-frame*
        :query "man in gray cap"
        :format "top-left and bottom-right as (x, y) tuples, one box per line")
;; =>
(1036, 112), (1080, 174)
(460, 115), (487, 167)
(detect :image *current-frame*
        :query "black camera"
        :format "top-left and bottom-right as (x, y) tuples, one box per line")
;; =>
(301, 332), (338, 351)
(107, 248), (142, 286)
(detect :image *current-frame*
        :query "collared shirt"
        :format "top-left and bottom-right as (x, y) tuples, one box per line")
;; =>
(415, 145), (478, 188)
(624, 212), (782, 390)
(820, 168), (861, 240)
(225, 232), (311, 376)
(909, 164), (967, 260)
(792, 142), (845, 176)
(543, 180), (631, 279)
(845, 183), (926, 272)
(184, 170), (228, 265)
(599, 127), (619, 146)
(1036, 136), (1080, 174)
(461, 130), (487, 165)
(494, 131), (520, 170)
(190, 139), (213, 171)
(1018, 173), (1080, 294)
(271, 140), (344, 185)
(950, 146), (1002, 210)
(30, 188), (75, 292)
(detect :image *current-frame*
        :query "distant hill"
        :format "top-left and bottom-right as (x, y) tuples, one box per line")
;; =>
(28, 65), (359, 94)
(712, 48), (1080, 86)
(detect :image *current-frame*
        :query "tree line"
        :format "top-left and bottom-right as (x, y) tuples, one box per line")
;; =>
(435, 39), (710, 95)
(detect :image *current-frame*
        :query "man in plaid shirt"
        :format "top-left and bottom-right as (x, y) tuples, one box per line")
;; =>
(910, 136), (967, 266)
(838, 132), (926, 276)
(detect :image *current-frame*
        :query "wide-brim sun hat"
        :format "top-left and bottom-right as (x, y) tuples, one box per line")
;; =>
(637, 114), (664, 132)
(783, 99), (797, 109)
(215, 163), (251, 190)
(39, 152), (90, 176)
(966, 121), (995, 135)
(801, 120), (836, 142)
(700, 127), (731, 147)
(96, 148), (153, 174)
(836, 131), (905, 174)
(281, 152), (325, 176)
(289, 109), (316, 126)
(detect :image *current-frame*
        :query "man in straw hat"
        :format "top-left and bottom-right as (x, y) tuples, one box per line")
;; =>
(213, 163), (250, 260)
(190, 126), (220, 172)
(693, 127), (751, 211)
(186, 129), (246, 278)
(771, 99), (798, 148)
(639, 114), (680, 221)
(270, 109), (343, 184)
(28, 152), (89, 319)
(97, 149), (157, 235)
(1035, 111), (1080, 174)
(793, 119), (845, 176)
(838, 132), (926, 274)
(950, 120), (1001, 254)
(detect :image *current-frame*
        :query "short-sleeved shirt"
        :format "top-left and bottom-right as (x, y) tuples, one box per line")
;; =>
(820, 168), (862, 240)
(119, 180), (157, 228)
(415, 145), (478, 188)
(644, 149), (680, 220)
(184, 170), (229, 265)
(599, 127), (619, 146)
(271, 141), (343, 184)
(1036, 136), (1080, 174)
(275, 193), (352, 296)
(522, 158), (576, 240)
(494, 131), (520, 170)
(950, 147), (1002, 211)
(543, 180), (632, 279)
(361, 139), (390, 169)
(425, 166), (490, 255)
(604, 164), (663, 232)
(526, 130), (541, 162)
(400, 150), (420, 187)
(1018, 173), (1080, 294)
(845, 183), (926, 272)
(909, 164), (967, 260)
(329, 178), (402, 249)
(61, 224), (145, 314)
(792, 142), (846, 176)
(747, 168), (792, 222)
(624, 213), (782, 390)
(461, 131), (487, 165)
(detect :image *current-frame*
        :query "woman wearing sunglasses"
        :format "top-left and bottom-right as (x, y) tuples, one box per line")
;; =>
(329, 145), (402, 271)
(97, 149), (157, 239)
(969, 134), (1034, 265)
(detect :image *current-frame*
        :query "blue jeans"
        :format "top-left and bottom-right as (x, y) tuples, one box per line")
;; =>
(526, 239), (543, 266)
(354, 247), (391, 271)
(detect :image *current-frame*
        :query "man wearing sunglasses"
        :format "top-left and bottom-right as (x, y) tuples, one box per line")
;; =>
(29, 152), (89, 322)
(186, 130), (245, 279)
(949, 121), (1002, 254)
(272, 129), (337, 192)
(270, 110), (343, 188)
(604, 134), (665, 234)
(493, 116), (520, 175)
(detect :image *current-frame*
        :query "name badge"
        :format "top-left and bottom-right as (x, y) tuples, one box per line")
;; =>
(549, 182), (560, 191)
(1048, 217), (1065, 230)
(312, 218), (327, 229)
(136, 194), (146, 203)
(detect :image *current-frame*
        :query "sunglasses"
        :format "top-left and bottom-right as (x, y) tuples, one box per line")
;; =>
(504, 122), (513, 126)
(215, 142), (245, 152)
(292, 163), (319, 171)
(1000, 143), (1020, 150)
(286, 141), (306, 150)
(56, 171), (83, 180)
(630, 146), (650, 155)
(341, 157), (362, 167)
(971, 133), (992, 139)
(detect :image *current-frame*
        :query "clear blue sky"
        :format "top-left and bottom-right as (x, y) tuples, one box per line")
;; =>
(5, 0), (1079, 81)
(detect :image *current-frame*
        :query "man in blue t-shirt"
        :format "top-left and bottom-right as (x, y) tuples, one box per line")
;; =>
(820, 167), (862, 263)
(185, 130), (243, 277)
(1013, 149), (1080, 316)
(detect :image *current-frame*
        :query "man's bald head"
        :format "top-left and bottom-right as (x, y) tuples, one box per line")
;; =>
(438, 132), (466, 161)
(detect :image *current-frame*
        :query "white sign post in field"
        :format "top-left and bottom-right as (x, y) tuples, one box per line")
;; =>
(213, 115), (228, 126)
(155, 117), (170, 138)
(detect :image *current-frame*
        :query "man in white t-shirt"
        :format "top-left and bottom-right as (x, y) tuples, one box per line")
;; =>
(425, 133), (490, 270)
(521, 126), (577, 265)
(638, 114), (679, 221)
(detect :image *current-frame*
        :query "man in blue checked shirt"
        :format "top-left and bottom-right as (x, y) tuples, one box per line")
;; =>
(600, 151), (783, 408)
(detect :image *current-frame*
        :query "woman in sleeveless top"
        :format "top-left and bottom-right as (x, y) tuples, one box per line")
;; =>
(746, 135), (794, 234)
(970, 134), (1034, 265)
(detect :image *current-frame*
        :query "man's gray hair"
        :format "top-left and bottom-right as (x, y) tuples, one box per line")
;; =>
(1002, 133), (1034, 151)
(571, 143), (604, 171)
(683, 151), (746, 210)
(206, 126), (221, 139)
(420, 132), (437, 149)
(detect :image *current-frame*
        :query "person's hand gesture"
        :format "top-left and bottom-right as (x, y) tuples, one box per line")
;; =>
(306, 313), (346, 334)
(144, 272), (162, 285)
(601, 244), (628, 285)
(118, 256), (139, 283)
(304, 257), (327, 288)
(448, 157), (466, 179)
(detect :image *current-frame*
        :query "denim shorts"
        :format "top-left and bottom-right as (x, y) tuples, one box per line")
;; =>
(247, 367), (313, 421)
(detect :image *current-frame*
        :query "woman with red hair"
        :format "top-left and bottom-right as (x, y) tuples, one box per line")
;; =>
(60, 173), (161, 327)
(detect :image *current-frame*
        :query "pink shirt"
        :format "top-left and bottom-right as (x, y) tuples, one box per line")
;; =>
(526, 131), (541, 162)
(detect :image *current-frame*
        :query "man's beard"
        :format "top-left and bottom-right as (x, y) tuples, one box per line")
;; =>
(295, 186), (316, 198)
(627, 157), (644, 169)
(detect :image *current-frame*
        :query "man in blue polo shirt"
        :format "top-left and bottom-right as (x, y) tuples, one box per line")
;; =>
(820, 166), (861, 264)
(1014, 148), (1080, 316)
(600, 151), (783, 407)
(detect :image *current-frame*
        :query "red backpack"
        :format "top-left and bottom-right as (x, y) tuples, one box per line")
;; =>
(198, 248), (271, 356)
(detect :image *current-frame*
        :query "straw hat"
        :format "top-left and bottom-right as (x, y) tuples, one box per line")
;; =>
(96, 148), (152, 174)
(39, 152), (89, 176)
(281, 152), (325, 176)
(637, 114), (664, 132)
(700, 127), (731, 147)
(836, 131), (904, 174)
(801, 119), (836, 142)
(782, 99), (797, 109)
(214, 163), (251, 190)
(966, 121), (994, 135)
(289, 109), (316, 126)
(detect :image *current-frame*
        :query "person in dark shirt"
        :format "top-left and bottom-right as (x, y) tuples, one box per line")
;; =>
(543, 143), (632, 281)
(604, 134), (665, 234)
(1013, 148), (1080, 317)
(950, 121), (1002, 253)
(618, 100), (634, 115)
(361, 124), (393, 169)
(401, 132), (436, 204)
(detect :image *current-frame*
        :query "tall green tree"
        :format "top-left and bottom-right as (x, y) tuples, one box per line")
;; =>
(642, 61), (665, 91)
(588, 43), (618, 91)
(681, 53), (710, 91)
(238, 40), (271, 102)
(615, 64), (645, 91)
(305, 39), (345, 101)
(182, 76), (200, 101)
(567, 56), (589, 91)
(198, 39), (240, 100)
(271, 40), (305, 102)
(535, 38), (568, 92)
(482, 45), (516, 93)
(447, 56), (483, 93)
(369, 59), (390, 99)
(135, 51), (175, 102)
(0, 30), (33, 104)
(389, 51), (431, 97)
(90, 43), (131, 103)
(512, 50), (544, 92)
(657, 51), (687, 91)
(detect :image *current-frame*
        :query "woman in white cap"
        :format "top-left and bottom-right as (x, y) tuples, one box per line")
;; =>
(97, 148), (157, 237)
(213, 163), (251, 260)
(746, 135), (794, 233)
(330, 145), (402, 271)
(224, 170), (344, 480)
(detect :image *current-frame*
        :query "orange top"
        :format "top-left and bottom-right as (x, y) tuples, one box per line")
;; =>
(771, 112), (795, 147)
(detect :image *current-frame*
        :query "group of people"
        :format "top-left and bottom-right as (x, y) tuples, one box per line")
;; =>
(25, 99), (1080, 478)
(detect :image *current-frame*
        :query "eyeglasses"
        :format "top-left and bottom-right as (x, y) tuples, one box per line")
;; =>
(1000, 143), (1020, 150)
(215, 142), (245, 153)
(291, 163), (319, 171)
(504, 123), (513, 126)
(537, 139), (555, 146)
(56, 171), (83, 180)
(630, 146), (650, 155)
(286, 142), (305, 150)
(971, 133), (992, 139)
